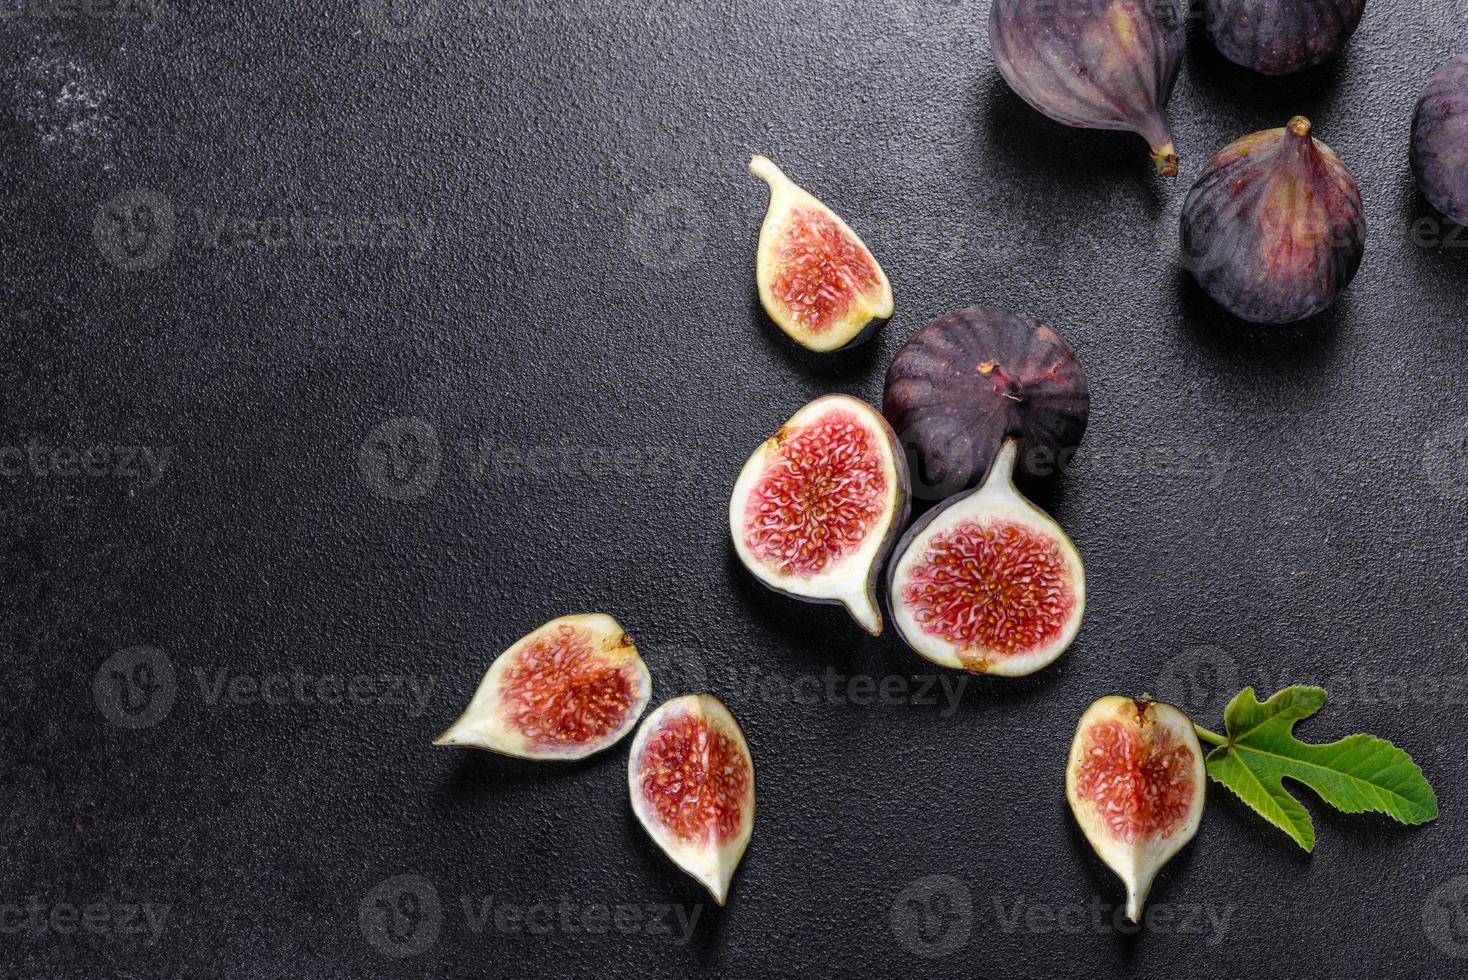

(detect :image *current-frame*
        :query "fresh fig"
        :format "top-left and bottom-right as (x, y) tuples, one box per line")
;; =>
(1180, 116), (1366, 324)
(989, 0), (1185, 175)
(628, 693), (755, 905)
(883, 306), (1089, 500)
(435, 613), (651, 760)
(1412, 54), (1468, 228)
(887, 438), (1085, 676)
(749, 155), (894, 352)
(729, 394), (909, 635)
(1202, 0), (1365, 76)
(1066, 697), (1205, 922)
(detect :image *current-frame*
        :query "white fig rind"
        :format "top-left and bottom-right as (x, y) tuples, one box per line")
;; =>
(628, 694), (755, 905)
(1065, 697), (1206, 923)
(887, 439), (1085, 675)
(729, 394), (910, 636)
(434, 613), (651, 761)
(749, 155), (894, 352)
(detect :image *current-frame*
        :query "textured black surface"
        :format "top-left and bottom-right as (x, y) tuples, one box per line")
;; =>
(3, 2), (1467, 977)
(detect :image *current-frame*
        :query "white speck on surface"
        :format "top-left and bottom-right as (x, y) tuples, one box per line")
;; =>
(13, 55), (115, 161)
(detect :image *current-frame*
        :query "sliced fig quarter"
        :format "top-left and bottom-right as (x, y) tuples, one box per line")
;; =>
(887, 438), (1084, 676)
(434, 613), (651, 761)
(1066, 697), (1206, 923)
(729, 394), (910, 635)
(629, 694), (755, 905)
(749, 155), (894, 352)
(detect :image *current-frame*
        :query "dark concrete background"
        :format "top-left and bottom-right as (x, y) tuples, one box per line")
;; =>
(3, 1), (1467, 976)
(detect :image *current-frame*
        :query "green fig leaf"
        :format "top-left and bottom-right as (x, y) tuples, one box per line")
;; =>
(1203, 686), (1438, 852)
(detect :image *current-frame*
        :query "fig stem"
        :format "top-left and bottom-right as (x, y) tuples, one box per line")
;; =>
(1193, 724), (1228, 748)
(1150, 141), (1179, 178)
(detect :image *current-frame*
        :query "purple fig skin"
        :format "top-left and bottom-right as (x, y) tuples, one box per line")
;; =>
(1412, 54), (1468, 228)
(989, 0), (1185, 176)
(883, 307), (1089, 500)
(1180, 117), (1366, 325)
(1202, 0), (1365, 76)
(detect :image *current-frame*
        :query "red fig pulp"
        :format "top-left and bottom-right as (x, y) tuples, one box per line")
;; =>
(629, 694), (755, 905)
(1202, 0), (1365, 75)
(1066, 697), (1205, 922)
(1412, 54), (1468, 228)
(750, 156), (894, 352)
(1180, 117), (1366, 324)
(989, 0), (1185, 175)
(730, 394), (909, 635)
(883, 306), (1089, 500)
(887, 439), (1085, 676)
(435, 613), (652, 760)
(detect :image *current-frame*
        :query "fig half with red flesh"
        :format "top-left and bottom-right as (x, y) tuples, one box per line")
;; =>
(990, 0), (1186, 175)
(1180, 117), (1366, 324)
(730, 394), (910, 636)
(629, 694), (755, 905)
(883, 306), (1089, 500)
(887, 438), (1085, 676)
(434, 613), (651, 761)
(1066, 697), (1206, 922)
(750, 155), (894, 352)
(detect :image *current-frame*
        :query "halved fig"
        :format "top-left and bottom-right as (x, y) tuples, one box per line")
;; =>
(990, 0), (1186, 175)
(729, 394), (909, 635)
(628, 694), (755, 905)
(887, 439), (1084, 676)
(749, 155), (894, 352)
(883, 306), (1089, 500)
(434, 613), (651, 760)
(1066, 696), (1206, 923)
(1180, 116), (1366, 324)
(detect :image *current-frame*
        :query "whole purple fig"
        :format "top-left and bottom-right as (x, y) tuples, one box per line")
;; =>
(1179, 117), (1366, 325)
(1411, 54), (1468, 228)
(1202, 0), (1365, 75)
(989, 0), (1185, 176)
